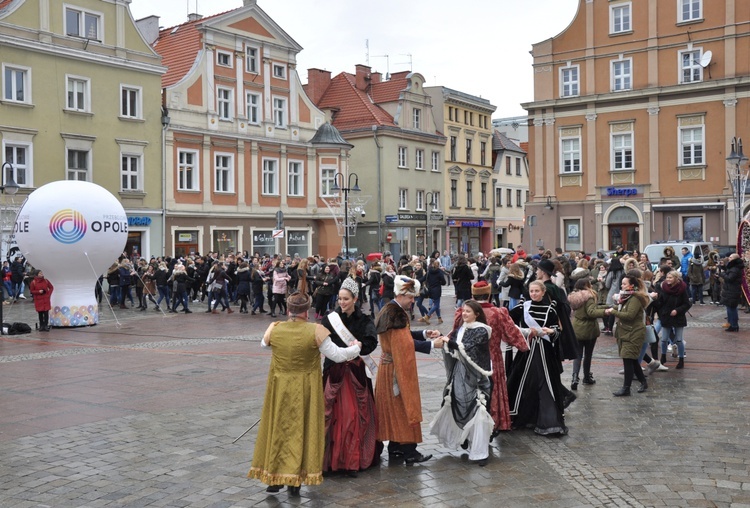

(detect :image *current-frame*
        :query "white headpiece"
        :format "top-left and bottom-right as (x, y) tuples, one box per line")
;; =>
(394, 275), (420, 296)
(340, 277), (359, 298)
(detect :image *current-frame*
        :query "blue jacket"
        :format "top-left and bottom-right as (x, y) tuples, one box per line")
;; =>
(680, 252), (693, 277)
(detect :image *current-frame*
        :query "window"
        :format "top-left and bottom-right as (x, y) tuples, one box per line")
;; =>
(516, 158), (522, 176)
(399, 188), (408, 210)
(415, 149), (424, 170)
(564, 219), (582, 251)
(610, 3), (631, 34)
(612, 133), (633, 170)
(505, 156), (512, 175)
(3, 65), (30, 103)
(481, 182), (487, 209)
(216, 50), (232, 68)
(273, 97), (287, 128)
(398, 146), (407, 168)
(450, 136), (457, 161)
(680, 126), (704, 165)
(506, 188), (512, 207)
(516, 189), (522, 208)
(65, 7), (101, 39)
(612, 59), (632, 91)
(679, 0), (702, 23)
(495, 187), (502, 207)
(416, 190), (425, 211)
(215, 154), (233, 193)
(246, 91), (261, 124)
(680, 49), (702, 83)
(66, 76), (89, 112)
(466, 180), (473, 208)
(466, 139), (472, 163)
(321, 167), (336, 196)
(3, 144), (30, 186)
(177, 150), (199, 191)
(262, 159), (278, 195)
(120, 85), (141, 118)
(560, 65), (579, 97)
(288, 161), (303, 197)
(272, 63), (287, 79)
(413, 108), (421, 130)
(67, 149), (89, 181)
(431, 151), (440, 171)
(464, 111), (468, 124)
(245, 46), (259, 73)
(448, 107), (453, 121)
(480, 141), (486, 166)
(469, 112), (474, 126)
(682, 215), (704, 242)
(217, 87), (233, 120)
(121, 154), (141, 191)
(525, 190), (529, 204)
(431, 192), (440, 211)
(561, 137), (581, 173)
(450, 179), (458, 207)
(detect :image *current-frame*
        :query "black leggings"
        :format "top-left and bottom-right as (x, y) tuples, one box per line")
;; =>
(37, 311), (49, 329)
(622, 358), (646, 388)
(572, 338), (597, 378)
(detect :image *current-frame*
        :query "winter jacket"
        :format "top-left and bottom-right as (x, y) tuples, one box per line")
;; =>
(272, 269), (290, 295)
(452, 263), (473, 300)
(30, 276), (54, 312)
(235, 267), (251, 296)
(425, 266), (445, 299)
(651, 279), (691, 328)
(720, 257), (744, 307)
(610, 292), (648, 360)
(314, 272), (337, 297)
(687, 258), (705, 285)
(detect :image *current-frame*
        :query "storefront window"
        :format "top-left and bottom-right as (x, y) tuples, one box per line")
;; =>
(682, 216), (703, 242)
(287, 230), (309, 259)
(252, 229), (275, 257)
(213, 229), (238, 255)
(564, 219), (581, 252)
(174, 230), (199, 258)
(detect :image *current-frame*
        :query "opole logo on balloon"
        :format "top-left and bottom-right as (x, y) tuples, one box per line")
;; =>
(49, 209), (87, 244)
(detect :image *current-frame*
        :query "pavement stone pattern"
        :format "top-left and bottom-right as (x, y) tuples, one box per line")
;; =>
(1, 291), (750, 507)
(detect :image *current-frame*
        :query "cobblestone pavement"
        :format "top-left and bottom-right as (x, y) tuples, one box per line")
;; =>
(2, 292), (750, 507)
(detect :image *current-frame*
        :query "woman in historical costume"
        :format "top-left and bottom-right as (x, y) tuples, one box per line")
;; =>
(607, 274), (651, 395)
(431, 300), (494, 465)
(248, 292), (362, 497)
(320, 278), (381, 476)
(507, 280), (568, 436)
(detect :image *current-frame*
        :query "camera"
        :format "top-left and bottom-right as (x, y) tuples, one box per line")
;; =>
(360, 210), (366, 218)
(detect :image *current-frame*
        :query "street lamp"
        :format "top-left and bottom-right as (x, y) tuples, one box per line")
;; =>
(726, 137), (749, 228)
(331, 172), (360, 259)
(424, 191), (435, 257)
(0, 162), (19, 335)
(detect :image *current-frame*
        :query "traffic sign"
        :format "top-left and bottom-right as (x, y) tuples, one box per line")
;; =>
(386, 232), (393, 242)
(272, 229), (284, 239)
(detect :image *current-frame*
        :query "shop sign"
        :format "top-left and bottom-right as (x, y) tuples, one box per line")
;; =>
(461, 220), (484, 228)
(288, 231), (307, 243)
(605, 187), (638, 197)
(398, 213), (427, 221)
(253, 231), (275, 246)
(128, 216), (152, 227)
(177, 233), (195, 242)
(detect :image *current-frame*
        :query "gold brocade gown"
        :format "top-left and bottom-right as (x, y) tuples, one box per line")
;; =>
(248, 321), (325, 487)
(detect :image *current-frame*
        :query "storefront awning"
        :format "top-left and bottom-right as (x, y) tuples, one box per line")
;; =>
(651, 202), (725, 211)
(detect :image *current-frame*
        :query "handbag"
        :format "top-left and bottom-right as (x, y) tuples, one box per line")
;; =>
(644, 324), (657, 344)
(420, 285), (429, 298)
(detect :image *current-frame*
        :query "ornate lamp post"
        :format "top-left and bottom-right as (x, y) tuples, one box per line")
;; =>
(0, 162), (19, 334)
(726, 137), (749, 228)
(331, 172), (361, 259)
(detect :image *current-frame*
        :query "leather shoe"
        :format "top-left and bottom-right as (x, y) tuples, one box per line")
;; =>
(563, 391), (577, 408)
(613, 386), (631, 397)
(265, 485), (281, 493)
(637, 381), (648, 393)
(404, 452), (432, 465)
(288, 486), (300, 496)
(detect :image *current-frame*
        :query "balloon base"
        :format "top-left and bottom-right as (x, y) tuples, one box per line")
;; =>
(50, 304), (99, 327)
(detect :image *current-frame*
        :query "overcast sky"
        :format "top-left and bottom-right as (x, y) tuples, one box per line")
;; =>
(129, 0), (579, 118)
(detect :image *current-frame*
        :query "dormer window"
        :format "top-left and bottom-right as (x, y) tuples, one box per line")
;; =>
(65, 6), (101, 40)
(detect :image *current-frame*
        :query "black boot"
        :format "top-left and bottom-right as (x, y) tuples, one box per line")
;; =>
(583, 373), (596, 385)
(637, 381), (648, 393)
(676, 357), (684, 369)
(571, 373), (579, 391)
(613, 386), (631, 397)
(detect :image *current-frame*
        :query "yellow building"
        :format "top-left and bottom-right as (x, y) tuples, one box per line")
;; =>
(525, 0), (750, 252)
(0, 0), (166, 256)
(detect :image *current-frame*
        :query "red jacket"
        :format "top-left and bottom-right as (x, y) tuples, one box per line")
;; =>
(30, 276), (54, 312)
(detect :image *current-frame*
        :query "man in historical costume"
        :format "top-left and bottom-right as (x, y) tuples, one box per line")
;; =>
(452, 281), (529, 436)
(248, 292), (362, 497)
(374, 275), (443, 465)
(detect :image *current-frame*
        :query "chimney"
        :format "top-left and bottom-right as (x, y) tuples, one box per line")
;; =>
(355, 64), (372, 91)
(371, 71), (382, 84)
(135, 15), (160, 45)
(306, 68), (332, 105)
(187, 13), (203, 22)
(243, 0), (257, 6)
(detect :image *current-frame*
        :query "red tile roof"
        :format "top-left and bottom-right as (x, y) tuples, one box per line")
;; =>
(317, 72), (399, 131)
(0, 0), (14, 10)
(370, 78), (406, 103)
(154, 11), (230, 88)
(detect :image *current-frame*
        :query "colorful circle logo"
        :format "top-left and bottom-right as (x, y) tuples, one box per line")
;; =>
(49, 209), (87, 244)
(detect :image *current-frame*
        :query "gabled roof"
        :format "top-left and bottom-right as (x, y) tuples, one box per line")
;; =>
(317, 73), (397, 131)
(493, 130), (526, 154)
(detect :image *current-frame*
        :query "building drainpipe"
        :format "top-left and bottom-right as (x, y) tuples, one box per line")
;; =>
(161, 102), (170, 257)
(373, 125), (383, 250)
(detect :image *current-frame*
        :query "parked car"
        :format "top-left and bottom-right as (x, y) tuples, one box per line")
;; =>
(643, 241), (713, 293)
(714, 245), (736, 259)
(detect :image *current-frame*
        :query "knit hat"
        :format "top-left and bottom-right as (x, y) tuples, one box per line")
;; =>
(471, 280), (492, 296)
(394, 275), (420, 296)
(340, 277), (359, 298)
(287, 292), (312, 314)
(537, 259), (555, 276)
(571, 267), (589, 281)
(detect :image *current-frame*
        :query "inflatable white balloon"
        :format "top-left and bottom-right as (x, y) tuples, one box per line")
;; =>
(14, 181), (127, 327)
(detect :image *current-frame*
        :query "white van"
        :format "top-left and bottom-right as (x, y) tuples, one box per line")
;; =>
(643, 241), (713, 272)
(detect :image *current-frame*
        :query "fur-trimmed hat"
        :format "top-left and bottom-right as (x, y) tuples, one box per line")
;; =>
(340, 277), (359, 298)
(394, 275), (420, 296)
(471, 280), (492, 296)
(287, 292), (312, 314)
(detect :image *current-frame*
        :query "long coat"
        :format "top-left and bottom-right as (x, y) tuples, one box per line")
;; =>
(720, 257), (744, 307)
(452, 263), (473, 301)
(29, 276), (53, 312)
(610, 294), (647, 360)
(569, 290), (603, 342)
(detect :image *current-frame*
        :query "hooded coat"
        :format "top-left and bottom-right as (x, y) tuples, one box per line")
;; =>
(720, 257), (745, 307)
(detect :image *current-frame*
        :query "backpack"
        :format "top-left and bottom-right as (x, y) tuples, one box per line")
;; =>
(5, 322), (32, 335)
